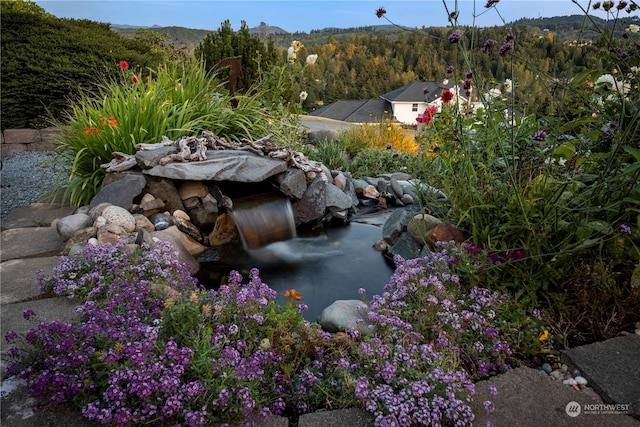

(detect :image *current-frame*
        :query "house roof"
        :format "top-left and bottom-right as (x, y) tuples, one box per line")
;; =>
(380, 79), (458, 103)
(309, 99), (393, 123)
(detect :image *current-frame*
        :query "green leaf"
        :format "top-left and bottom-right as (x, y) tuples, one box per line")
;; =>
(624, 146), (640, 162)
(573, 238), (600, 251)
(587, 220), (612, 235)
(631, 263), (640, 290)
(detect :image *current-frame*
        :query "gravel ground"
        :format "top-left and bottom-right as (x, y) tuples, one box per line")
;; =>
(1, 151), (69, 219)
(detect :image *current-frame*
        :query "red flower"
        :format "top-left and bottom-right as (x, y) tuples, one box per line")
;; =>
(131, 75), (139, 84)
(119, 61), (129, 70)
(416, 105), (438, 125)
(83, 127), (99, 135)
(107, 116), (118, 127)
(441, 88), (454, 104)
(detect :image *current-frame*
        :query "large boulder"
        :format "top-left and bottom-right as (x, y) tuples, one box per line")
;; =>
(89, 173), (146, 210)
(143, 176), (185, 213)
(318, 299), (370, 333)
(143, 150), (288, 182)
(292, 175), (327, 226)
(56, 213), (93, 241)
(102, 205), (136, 233)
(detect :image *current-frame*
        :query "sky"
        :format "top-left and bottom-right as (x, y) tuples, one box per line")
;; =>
(33, 0), (638, 33)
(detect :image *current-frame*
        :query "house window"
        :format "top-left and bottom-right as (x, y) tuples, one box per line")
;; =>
(412, 103), (418, 112)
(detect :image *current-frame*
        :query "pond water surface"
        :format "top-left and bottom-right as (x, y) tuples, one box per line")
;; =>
(199, 221), (395, 322)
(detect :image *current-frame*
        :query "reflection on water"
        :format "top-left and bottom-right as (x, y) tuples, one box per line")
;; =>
(199, 223), (395, 322)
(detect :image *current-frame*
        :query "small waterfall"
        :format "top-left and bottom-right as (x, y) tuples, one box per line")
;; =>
(230, 193), (297, 250)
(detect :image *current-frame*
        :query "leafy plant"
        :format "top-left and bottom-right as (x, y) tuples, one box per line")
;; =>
(387, 0), (640, 342)
(52, 59), (301, 206)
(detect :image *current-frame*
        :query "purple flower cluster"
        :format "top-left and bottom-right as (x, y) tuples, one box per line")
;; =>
(6, 239), (515, 426)
(448, 31), (462, 43)
(5, 242), (204, 425)
(343, 249), (511, 425)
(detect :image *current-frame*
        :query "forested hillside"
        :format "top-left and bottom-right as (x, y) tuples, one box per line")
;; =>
(110, 14), (639, 116)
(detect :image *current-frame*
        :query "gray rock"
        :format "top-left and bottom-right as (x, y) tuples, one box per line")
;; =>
(135, 146), (176, 169)
(387, 232), (423, 261)
(0, 256), (60, 304)
(188, 206), (218, 230)
(381, 206), (420, 244)
(390, 177), (404, 198)
(149, 213), (173, 230)
(143, 176), (185, 213)
(318, 299), (369, 333)
(325, 182), (354, 211)
(201, 193), (219, 213)
(56, 213), (93, 240)
(575, 376), (588, 385)
(298, 408), (374, 427)
(342, 172), (360, 206)
(88, 202), (111, 220)
(550, 370), (565, 381)
(292, 175), (326, 226)
(144, 150), (288, 182)
(562, 334), (640, 417)
(67, 243), (85, 258)
(274, 168), (307, 199)
(102, 205), (136, 233)
(406, 213), (442, 246)
(88, 172), (146, 210)
(1, 227), (65, 262)
(352, 178), (369, 190)
(378, 172), (412, 181)
(93, 216), (107, 228)
(400, 193), (414, 205)
(135, 228), (155, 248)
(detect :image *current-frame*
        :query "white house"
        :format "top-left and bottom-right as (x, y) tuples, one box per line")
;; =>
(310, 79), (475, 126)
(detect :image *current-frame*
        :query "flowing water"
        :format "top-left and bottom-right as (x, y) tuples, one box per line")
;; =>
(199, 222), (395, 322)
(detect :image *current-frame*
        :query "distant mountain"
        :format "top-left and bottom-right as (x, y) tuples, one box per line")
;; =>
(111, 22), (289, 50)
(110, 14), (640, 51)
(251, 22), (289, 35)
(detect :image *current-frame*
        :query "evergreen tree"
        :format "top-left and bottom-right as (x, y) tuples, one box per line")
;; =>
(195, 20), (278, 94)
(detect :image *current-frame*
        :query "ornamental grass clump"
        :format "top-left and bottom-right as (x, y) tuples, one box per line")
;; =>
(53, 59), (302, 207)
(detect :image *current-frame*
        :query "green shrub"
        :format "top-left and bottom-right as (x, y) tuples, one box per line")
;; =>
(0, 0), (163, 130)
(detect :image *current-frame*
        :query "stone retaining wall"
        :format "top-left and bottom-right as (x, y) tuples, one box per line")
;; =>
(1, 128), (62, 157)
